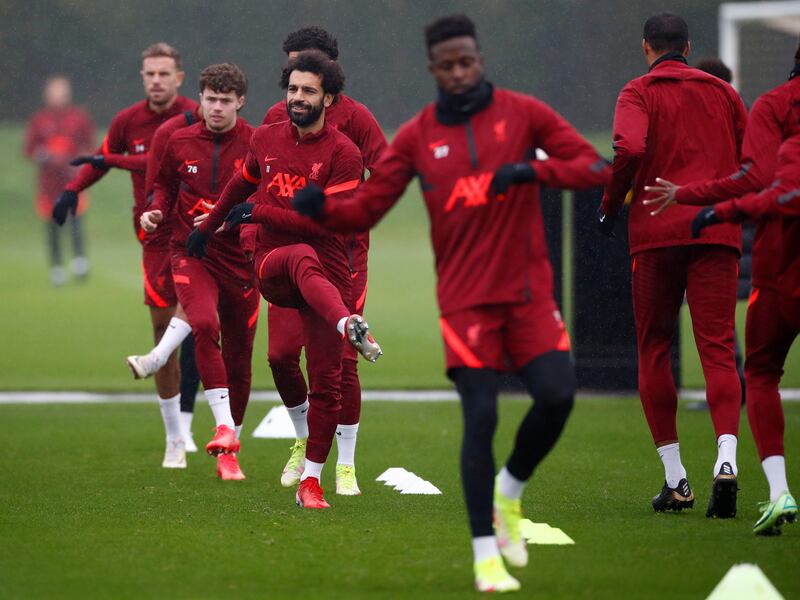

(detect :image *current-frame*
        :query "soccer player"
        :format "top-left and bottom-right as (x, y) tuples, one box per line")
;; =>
(597, 14), (747, 518)
(127, 105), (203, 452)
(52, 43), (198, 468)
(291, 16), (610, 592)
(24, 75), (94, 285)
(644, 41), (800, 533)
(261, 27), (388, 495)
(140, 63), (257, 480)
(690, 133), (799, 535)
(196, 51), (382, 508)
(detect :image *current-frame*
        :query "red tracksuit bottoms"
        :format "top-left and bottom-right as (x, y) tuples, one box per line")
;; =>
(171, 254), (259, 426)
(632, 245), (742, 444)
(256, 244), (351, 464)
(745, 286), (800, 459)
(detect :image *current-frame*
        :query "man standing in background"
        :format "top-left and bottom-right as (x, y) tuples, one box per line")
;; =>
(24, 75), (94, 286)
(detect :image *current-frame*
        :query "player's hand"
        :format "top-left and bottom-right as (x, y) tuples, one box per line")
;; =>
(643, 177), (679, 215)
(186, 228), (209, 258)
(70, 154), (106, 169)
(52, 190), (79, 226)
(490, 162), (536, 195)
(292, 183), (326, 220)
(140, 210), (163, 233)
(193, 201), (215, 227)
(691, 207), (720, 238)
(223, 202), (254, 229)
(597, 208), (617, 238)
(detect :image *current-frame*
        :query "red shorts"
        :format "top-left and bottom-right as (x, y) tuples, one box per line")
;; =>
(142, 245), (177, 308)
(439, 299), (570, 373)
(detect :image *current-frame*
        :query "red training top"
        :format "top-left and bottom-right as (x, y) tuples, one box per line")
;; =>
(202, 120), (363, 293)
(313, 87), (610, 315)
(675, 74), (800, 291)
(713, 134), (800, 300)
(64, 96), (198, 244)
(602, 58), (747, 255)
(151, 118), (253, 284)
(263, 93), (387, 272)
(24, 105), (95, 217)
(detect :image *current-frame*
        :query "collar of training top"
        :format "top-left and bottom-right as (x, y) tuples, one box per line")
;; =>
(790, 63), (800, 80)
(648, 51), (688, 72)
(435, 78), (494, 126)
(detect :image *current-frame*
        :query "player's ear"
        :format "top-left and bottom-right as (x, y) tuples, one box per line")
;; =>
(236, 96), (245, 111)
(683, 41), (691, 58)
(323, 93), (333, 109)
(176, 70), (185, 88)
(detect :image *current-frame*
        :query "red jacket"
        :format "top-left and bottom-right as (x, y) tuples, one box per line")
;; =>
(24, 106), (95, 217)
(602, 58), (747, 255)
(675, 73), (800, 290)
(714, 134), (800, 299)
(316, 87), (610, 315)
(152, 118), (253, 284)
(202, 120), (363, 293)
(65, 96), (198, 244)
(263, 93), (387, 272)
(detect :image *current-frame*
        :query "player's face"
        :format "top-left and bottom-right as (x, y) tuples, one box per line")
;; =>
(141, 56), (184, 106)
(285, 70), (333, 128)
(43, 78), (71, 108)
(200, 88), (243, 133)
(428, 36), (484, 95)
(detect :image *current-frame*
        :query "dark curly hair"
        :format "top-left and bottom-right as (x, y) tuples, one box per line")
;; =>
(199, 63), (248, 97)
(643, 13), (689, 54)
(282, 26), (339, 60)
(279, 50), (344, 96)
(424, 14), (478, 57)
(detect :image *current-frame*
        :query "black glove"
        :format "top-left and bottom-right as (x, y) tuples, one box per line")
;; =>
(70, 154), (106, 168)
(490, 162), (536, 195)
(186, 228), (209, 258)
(597, 208), (617, 238)
(292, 183), (326, 220)
(224, 202), (254, 228)
(691, 207), (720, 239)
(52, 190), (79, 226)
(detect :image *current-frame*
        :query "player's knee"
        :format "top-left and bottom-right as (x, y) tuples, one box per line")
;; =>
(521, 352), (576, 412)
(453, 368), (500, 441)
(191, 316), (218, 341)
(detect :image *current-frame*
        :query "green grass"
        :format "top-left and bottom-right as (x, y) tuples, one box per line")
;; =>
(1, 123), (797, 391)
(1, 397), (798, 599)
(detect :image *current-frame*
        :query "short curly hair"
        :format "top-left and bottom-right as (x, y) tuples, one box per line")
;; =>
(424, 14), (478, 57)
(199, 63), (248, 97)
(279, 50), (344, 96)
(282, 26), (339, 60)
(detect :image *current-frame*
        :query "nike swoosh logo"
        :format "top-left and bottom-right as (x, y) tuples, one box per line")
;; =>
(264, 156), (278, 163)
(221, 395), (228, 400)
(336, 431), (342, 436)
(300, 409), (308, 414)
(184, 159), (200, 166)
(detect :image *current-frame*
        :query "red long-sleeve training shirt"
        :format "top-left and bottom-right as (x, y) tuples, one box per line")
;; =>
(713, 134), (800, 300)
(263, 93), (387, 272)
(315, 87), (611, 315)
(64, 96), (198, 244)
(602, 58), (747, 255)
(24, 105), (95, 215)
(674, 74), (800, 290)
(201, 120), (363, 292)
(151, 118), (253, 283)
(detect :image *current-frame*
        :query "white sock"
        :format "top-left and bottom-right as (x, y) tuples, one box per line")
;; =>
(179, 411), (193, 440)
(206, 387), (235, 429)
(286, 400), (310, 439)
(151, 317), (192, 367)
(301, 459), (324, 482)
(496, 466), (525, 500)
(336, 316), (348, 336)
(762, 455), (790, 502)
(657, 442), (687, 488)
(472, 536), (501, 563)
(336, 423), (359, 465)
(235, 425), (243, 439)
(158, 394), (182, 442)
(714, 434), (738, 477)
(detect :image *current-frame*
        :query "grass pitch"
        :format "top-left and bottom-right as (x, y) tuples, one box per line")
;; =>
(1, 397), (798, 599)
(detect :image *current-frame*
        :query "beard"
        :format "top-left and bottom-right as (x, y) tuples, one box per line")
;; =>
(286, 99), (324, 127)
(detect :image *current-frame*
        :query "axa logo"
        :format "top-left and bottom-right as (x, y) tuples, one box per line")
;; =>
(266, 172), (307, 198)
(428, 138), (449, 159)
(310, 162), (323, 180)
(133, 138), (146, 153)
(187, 197), (215, 216)
(444, 172), (494, 212)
